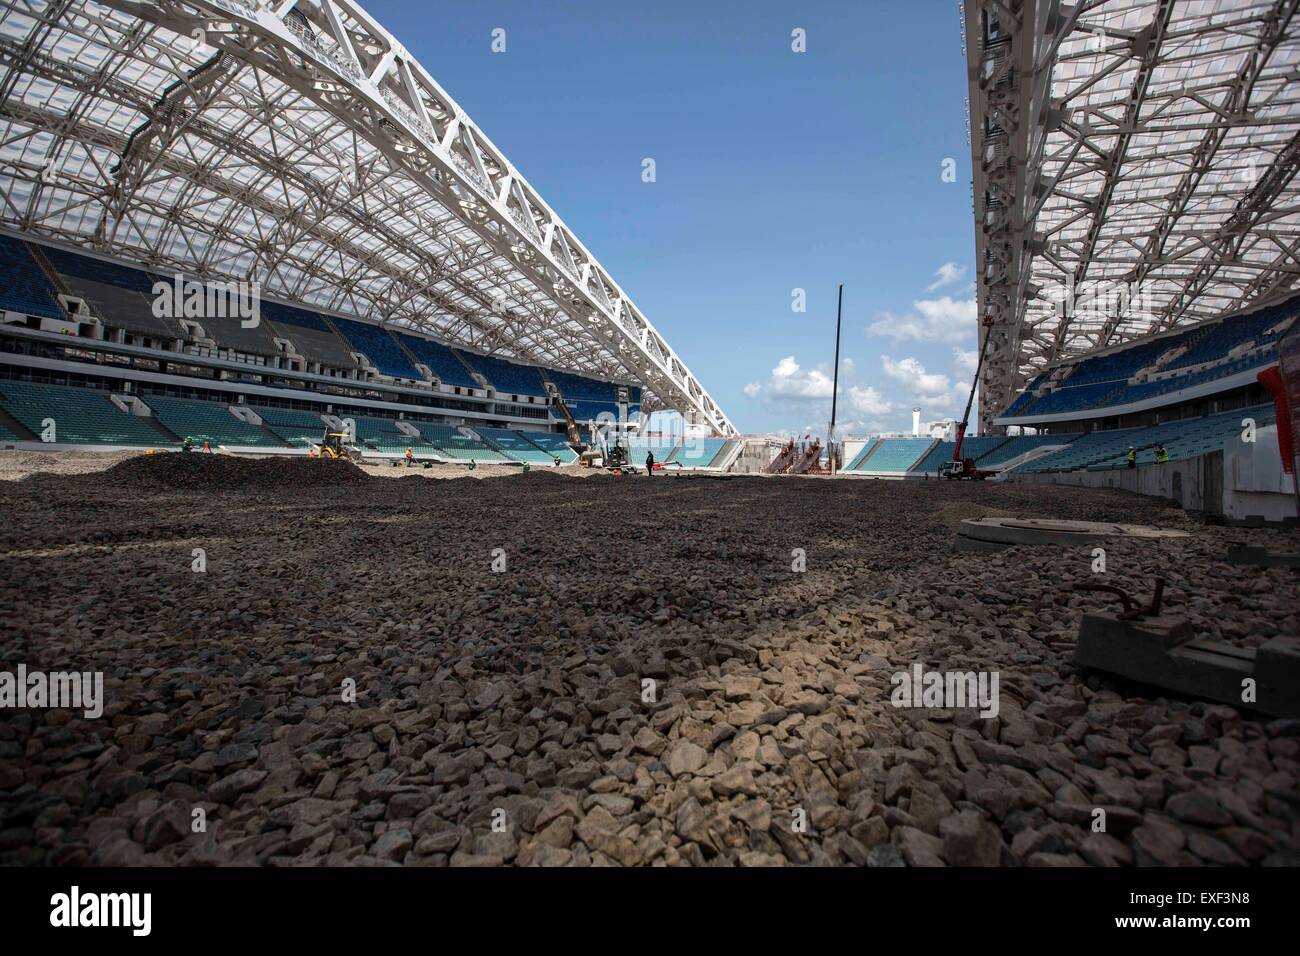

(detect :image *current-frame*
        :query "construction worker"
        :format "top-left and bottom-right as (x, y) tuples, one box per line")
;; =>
(181, 435), (194, 454)
(468, 458), (476, 471)
(645, 449), (655, 476)
(1156, 444), (1169, 464)
(405, 447), (414, 467)
(1126, 445), (1136, 469)
(522, 460), (531, 474)
(552, 455), (560, 467)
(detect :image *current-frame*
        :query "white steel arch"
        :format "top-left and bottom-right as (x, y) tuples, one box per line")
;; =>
(965, 0), (1300, 429)
(0, 0), (736, 434)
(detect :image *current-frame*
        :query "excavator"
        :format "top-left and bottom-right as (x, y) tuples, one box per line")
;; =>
(941, 319), (994, 481)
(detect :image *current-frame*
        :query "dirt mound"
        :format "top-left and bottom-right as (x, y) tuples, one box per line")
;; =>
(98, 452), (371, 491)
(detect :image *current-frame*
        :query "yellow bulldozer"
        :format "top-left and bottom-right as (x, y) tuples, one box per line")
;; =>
(312, 429), (356, 461)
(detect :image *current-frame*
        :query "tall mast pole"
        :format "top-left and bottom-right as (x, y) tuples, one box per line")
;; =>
(828, 283), (843, 473)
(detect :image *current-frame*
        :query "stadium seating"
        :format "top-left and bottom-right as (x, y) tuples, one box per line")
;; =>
(192, 300), (280, 357)
(144, 395), (283, 447)
(516, 429), (578, 464)
(844, 440), (878, 471)
(1014, 405), (1273, 473)
(1000, 373), (1046, 417)
(625, 436), (679, 467)
(975, 433), (1080, 469)
(547, 368), (621, 407)
(332, 317), (421, 378)
(1020, 381), (1123, 415)
(474, 427), (557, 463)
(0, 380), (167, 445)
(343, 415), (434, 454)
(908, 436), (1010, 474)
(567, 400), (622, 422)
(260, 301), (358, 370)
(460, 351), (547, 396)
(0, 236), (64, 320)
(396, 334), (479, 388)
(852, 438), (933, 473)
(412, 422), (509, 462)
(42, 246), (180, 338)
(1164, 302), (1291, 371)
(43, 245), (157, 292)
(250, 405), (326, 447)
(1001, 296), (1298, 420)
(1059, 336), (1183, 387)
(669, 437), (729, 468)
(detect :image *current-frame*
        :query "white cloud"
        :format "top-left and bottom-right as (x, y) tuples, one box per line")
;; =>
(881, 355), (950, 395)
(926, 261), (967, 292)
(881, 355), (956, 413)
(743, 382), (762, 398)
(867, 295), (976, 344)
(950, 346), (979, 382)
(848, 384), (891, 417)
(763, 355), (835, 400)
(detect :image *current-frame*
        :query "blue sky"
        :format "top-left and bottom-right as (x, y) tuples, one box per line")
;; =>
(365, 0), (978, 436)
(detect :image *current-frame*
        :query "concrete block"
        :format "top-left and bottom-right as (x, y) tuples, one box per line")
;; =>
(1075, 613), (1300, 718)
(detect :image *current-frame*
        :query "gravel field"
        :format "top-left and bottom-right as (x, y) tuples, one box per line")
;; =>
(0, 452), (1297, 866)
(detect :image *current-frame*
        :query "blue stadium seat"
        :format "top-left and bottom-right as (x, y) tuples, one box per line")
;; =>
(460, 351), (547, 396)
(332, 317), (421, 378)
(0, 237), (63, 320)
(397, 334), (479, 389)
(854, 438), (932, 473)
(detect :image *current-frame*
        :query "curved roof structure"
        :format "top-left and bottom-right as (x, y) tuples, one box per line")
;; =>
(0, 0), (735, 434)
(965, 0), (1300, 428)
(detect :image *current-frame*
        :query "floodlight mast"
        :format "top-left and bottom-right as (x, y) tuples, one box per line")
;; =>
(828, 283), (843, 474)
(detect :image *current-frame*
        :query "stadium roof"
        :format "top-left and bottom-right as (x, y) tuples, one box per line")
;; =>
(0, 0), (736, 435)
(965, 0), (1300, 428)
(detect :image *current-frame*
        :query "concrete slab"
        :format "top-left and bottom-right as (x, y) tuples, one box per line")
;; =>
(1075, 613), (1300, 718)
(1225, 545), (1300, 568)
(959, 517), (1191, 548)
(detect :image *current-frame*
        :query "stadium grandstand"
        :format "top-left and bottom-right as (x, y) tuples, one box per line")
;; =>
(947, 0), (1300, 522)
(0, 0), (734, 470)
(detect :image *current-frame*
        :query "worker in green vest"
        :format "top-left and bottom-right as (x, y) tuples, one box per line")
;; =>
(1126, 446), (1136, 468)
(1156, 444), (1169, 464)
